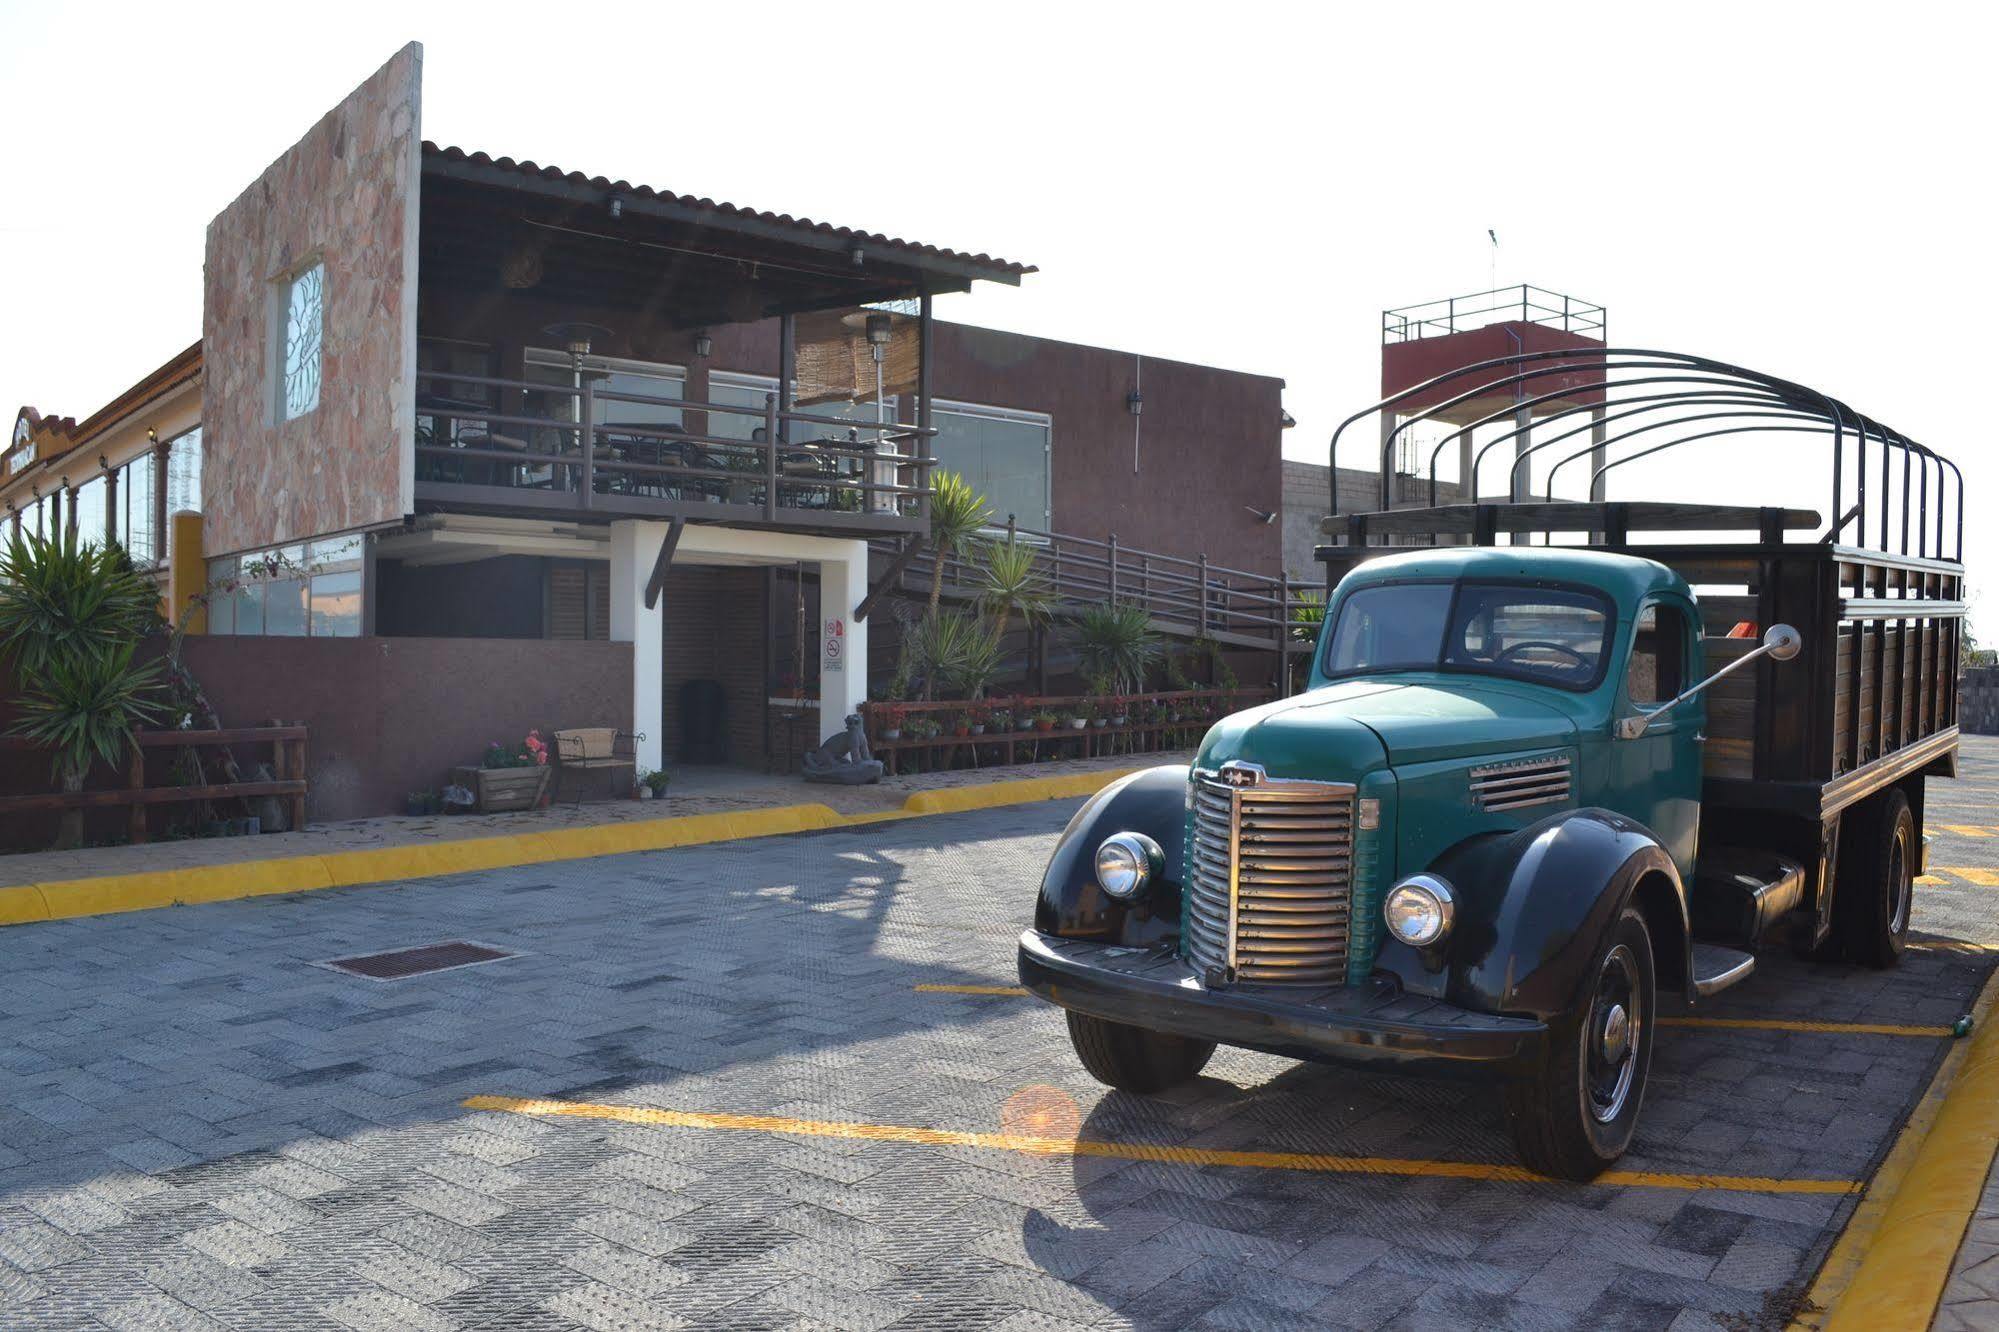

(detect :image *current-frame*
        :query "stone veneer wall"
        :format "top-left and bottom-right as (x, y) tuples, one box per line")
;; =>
(200, 43), (422, 556)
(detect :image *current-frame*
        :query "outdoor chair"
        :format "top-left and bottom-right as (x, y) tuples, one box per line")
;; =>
(552, 728), (639, 803)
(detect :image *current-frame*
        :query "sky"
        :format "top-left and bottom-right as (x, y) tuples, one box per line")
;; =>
(2, 1), (1991, 637)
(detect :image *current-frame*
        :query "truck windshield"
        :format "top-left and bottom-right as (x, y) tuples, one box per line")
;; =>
(1323, 582), (1613, 689)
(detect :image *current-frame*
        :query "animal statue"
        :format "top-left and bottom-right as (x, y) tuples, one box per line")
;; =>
(800, 712), (884, 785)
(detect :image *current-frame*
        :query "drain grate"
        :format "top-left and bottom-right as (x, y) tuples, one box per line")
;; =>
(319, 940), (516, 981)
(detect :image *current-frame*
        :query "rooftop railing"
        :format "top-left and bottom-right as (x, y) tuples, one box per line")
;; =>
(1383, 284), (1606, 345)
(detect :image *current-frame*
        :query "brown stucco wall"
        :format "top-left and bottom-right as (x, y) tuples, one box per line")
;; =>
(174, 635), (629, 821)
(201, 44), (422, 557)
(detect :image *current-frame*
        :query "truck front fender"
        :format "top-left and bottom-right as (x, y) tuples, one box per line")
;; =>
(1377, 808), (1694, 1020)
(1035, 765), (1189, 950)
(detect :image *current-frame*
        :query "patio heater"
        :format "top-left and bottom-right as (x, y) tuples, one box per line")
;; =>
(843, 311), (898, 514)
(540, 322), (615, 489)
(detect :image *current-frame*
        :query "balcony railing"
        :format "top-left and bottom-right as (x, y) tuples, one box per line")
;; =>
(1382, 284), (1606, 345)
(413, 369), (934, 532)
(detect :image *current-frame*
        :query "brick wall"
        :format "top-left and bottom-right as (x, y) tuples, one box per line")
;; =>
(660, 568), (771, 767)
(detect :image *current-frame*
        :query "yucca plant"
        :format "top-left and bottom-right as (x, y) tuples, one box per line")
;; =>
(943, 619), (1007, 700)
(976, 535), (1054, 635)
(925, 471), (992, 619)
(10, 644), (167, 848)
(910, 608), (998, 700)
(1289, 589), (1327, 642)
(0, 530), (163, 675)
(1072, 602), (1162, 696)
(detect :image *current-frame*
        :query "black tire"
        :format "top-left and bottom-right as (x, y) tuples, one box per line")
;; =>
(1065, 1011), (1215, 1093)
(1502, 906), (1656, 1180)
(1836, 787), (1914, 969)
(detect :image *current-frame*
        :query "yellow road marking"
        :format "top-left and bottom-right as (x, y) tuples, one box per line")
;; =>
(914, 986), (1957, 1037)
(1937, 866), (1999, 887)
(1798, 965), (1999, 1330)
(1916, 874), (1951, 886)
(1934, 825), (1995, 838)
(1659, 1017), (1952, 1038)
(914, 983), (1032, 996)
(463, 1094), (1858, 1195)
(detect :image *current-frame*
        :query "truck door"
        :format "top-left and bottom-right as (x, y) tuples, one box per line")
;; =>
(1609, 597), (1704, 877)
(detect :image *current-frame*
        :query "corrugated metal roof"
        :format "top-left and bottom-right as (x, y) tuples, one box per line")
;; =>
(422, 142), (1035, 279)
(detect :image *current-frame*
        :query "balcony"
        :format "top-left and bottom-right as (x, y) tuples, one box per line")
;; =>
(413, 368), (932, 536)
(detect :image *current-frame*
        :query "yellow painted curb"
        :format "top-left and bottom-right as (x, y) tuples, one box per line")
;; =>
(5, 767), (1145, 928)
(1803, 965), (1999, 1330)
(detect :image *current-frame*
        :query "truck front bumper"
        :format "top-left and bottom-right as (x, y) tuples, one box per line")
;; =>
(1018, 929), (1546, 1078)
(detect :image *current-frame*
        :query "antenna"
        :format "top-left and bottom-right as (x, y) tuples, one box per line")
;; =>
(1487, 229), (1498, 290)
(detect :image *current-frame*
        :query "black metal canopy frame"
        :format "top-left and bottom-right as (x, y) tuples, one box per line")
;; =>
(1328, 349), (1964, 562)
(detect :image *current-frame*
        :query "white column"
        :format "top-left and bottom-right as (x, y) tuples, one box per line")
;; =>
(609, 520), (667, 772)
(817, 539), (870, 739)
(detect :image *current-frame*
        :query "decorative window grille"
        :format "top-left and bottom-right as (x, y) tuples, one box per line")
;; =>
(281, 263), (324, 420)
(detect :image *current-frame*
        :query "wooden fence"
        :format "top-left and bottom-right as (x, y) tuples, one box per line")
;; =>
(0, 726), (307, 843)
(860, 688), (1269, 775)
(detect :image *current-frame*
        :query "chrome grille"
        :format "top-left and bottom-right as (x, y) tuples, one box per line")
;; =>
(1185, 769), (1357, 986)
(1468, 754), (1572, 812)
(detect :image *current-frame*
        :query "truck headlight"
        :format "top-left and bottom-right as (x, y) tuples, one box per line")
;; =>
(1094, 832), (1162, 900)
(1384, 874), (1455, 947)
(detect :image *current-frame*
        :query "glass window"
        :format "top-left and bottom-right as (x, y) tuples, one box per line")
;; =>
(931, 403), (1051, 530)
(310, 533), (364, 568)
(1324, 581), (1613, 690)
(263, 577), (309, 636)
(165, 428), (201, 515)
(310, 571), (362, 637)
(281, 263), (324, 420)
(121, 453), (156, 564)
(72, 476), (107, 545)
(1627, 603), (1688, 705)
(229, 579), (264, 636)
(1325, 584), (1455, 675)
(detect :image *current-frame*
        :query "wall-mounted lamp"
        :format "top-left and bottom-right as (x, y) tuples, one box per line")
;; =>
(1127, 390), (1143, 416)
(693, 330), (713, 359)
(98, 454), (112, 474)
(849, 246), (865, 267)
(146, 427), (158, 444)
(1244, 505), (1277, 525)
(608, 195), (624, 219)
(864, 313), (892, 364)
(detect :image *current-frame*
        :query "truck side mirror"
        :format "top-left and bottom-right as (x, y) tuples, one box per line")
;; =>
(1618, 623), (1803, 740)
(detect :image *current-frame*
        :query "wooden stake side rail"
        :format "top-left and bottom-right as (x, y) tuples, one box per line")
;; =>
(0, 726), (308, 843)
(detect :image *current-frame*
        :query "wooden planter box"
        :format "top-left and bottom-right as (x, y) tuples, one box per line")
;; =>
(452, 764), (551, 813)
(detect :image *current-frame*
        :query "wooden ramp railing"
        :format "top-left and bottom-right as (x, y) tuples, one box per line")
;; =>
(870, 521), (1318, 652)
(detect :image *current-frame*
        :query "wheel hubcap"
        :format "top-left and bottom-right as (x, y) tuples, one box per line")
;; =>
(1585, 946), (1642, 1124)
(1889, 826), (1911, 935)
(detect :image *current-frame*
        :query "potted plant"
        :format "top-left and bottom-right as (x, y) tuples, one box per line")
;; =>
(877, 704), (905, 742)
(987, 706), (1013, 734)
(1032, 712), (1057, 733)
(634, 767), (656, 799)
(644, 768), (671, 798)
(951, 710), (973, 738)
(1111, 696), (1131, 727)
(968, 703), (989, 736)
(1067, 709), (1088, 731)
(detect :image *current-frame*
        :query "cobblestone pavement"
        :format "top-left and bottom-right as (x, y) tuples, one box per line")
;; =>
(0, 742), (1995, 1331)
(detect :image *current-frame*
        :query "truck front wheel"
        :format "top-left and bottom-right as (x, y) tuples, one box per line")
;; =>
(1837, 787), (1914, 969)
(1065, 1012), (1214, 1093)
(1502, 906), (1657, 1180)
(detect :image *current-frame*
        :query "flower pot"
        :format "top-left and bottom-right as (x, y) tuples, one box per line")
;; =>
(1113, 715), (1130, 726)
(882, 729), (902, 741)
(953, 726), (971, 738)
(970, 725), (986, 735)
(636, 785), (654, 800)
(1069, 718), (1087, 730)
(1091, 718), (1108, 728)
(1034, 720), (1055, 733)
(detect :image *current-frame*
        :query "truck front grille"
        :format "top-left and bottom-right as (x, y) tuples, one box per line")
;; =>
(1185, 769), (1357, 986)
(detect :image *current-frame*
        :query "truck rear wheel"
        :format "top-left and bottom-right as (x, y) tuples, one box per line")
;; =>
(1065, 1012), (1214, 1093)
(1836, 787), (1914, 969)
(1502, 906), (1656, 1180)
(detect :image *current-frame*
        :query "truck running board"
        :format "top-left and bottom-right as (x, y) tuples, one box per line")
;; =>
(1691, 943), (1757, 997)
(1690, 847), (1808, 947)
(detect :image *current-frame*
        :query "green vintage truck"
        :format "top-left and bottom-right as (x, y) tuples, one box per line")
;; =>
(1019, 349), (1966, 1179)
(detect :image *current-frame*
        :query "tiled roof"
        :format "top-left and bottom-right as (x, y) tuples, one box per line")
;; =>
(422, 142), (1035, 279)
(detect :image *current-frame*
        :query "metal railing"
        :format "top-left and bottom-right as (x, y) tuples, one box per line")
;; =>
(1383, 284), (1606, 344)
(872, 516), (1324, 651)
(412, 368), (935, 527)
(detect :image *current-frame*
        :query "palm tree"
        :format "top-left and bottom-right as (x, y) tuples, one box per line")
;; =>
(10, 643), (166, 849)
(1072, 602), (1162, 696)
(925, 471), (992, 620)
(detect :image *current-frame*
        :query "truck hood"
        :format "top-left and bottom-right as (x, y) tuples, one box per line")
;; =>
(1204, 678), (1577, 771)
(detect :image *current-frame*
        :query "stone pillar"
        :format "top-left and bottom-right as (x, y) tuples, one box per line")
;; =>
(816, 540), (870, 740)
(609, 519), (668, 773)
